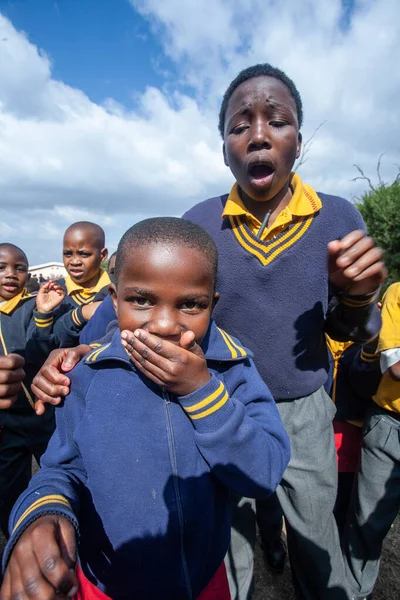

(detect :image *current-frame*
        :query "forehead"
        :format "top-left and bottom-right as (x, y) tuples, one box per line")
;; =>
(119, 243), (213, 288)
(0, 247), (27, 264)
(63, 228), (100, 249)
(226, 76), (297, 120)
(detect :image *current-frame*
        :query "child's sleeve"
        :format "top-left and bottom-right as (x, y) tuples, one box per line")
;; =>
(25, 308), (59, 363)
(324, 291), (382, 344)
(348, 339), (382, 400)
(52, 305), (91, 347)
(2, 365), (90, 571)
(80, 295), (117, 345)
(177, 359), (290, 499)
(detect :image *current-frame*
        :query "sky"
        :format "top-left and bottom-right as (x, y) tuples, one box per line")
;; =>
(0, 0), (399, 264)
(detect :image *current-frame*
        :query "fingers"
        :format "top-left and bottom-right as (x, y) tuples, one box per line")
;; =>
(32, 367), (70, 405)
(0, 354), (25, 370)
(34, 400), (46, 416)
(179, 331), (196, 350)
(0, 367), (25, 385)
(121, 330), (176, 370)
(61, 346), (91, 371)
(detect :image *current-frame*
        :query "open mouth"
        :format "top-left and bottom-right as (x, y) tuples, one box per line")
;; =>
(249, 163), (274, 180)
(248, 162), (275, 187)
(2, 283), (19, 292)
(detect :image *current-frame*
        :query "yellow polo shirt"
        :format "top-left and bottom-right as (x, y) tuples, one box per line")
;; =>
(221, 172), (322, 241)
(65, 268), (111, 305)
(374, 283), (400, 413)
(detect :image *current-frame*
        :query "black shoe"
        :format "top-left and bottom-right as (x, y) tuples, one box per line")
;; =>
(260, 538), (286, 573)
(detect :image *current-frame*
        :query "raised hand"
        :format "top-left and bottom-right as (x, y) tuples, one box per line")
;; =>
(328, 230), (386, 296)
(121, 329), (211, 397)
(0, 515), (78, 600)
(36, 281), (66, 313)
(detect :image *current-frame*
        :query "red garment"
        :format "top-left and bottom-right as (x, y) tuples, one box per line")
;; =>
(74, 562), (230, 600)
(333, 420), (363, 473)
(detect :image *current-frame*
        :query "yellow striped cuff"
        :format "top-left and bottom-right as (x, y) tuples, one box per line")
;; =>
(361, 349), (380, 363)
(13, 495), (71, 533)
(182, 380), (229, 421)
(34, 316), (53, 328)
(71, 308), (82, 327)
(340, 293), (377, 308)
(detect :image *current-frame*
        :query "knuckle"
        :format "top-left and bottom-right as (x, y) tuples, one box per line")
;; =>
(42, 555), (59, 575)
(24, 576), (40, 594)
(153, 341), (163, 353)
(141, 347), (150, 359)
(11, 593), (24, 600)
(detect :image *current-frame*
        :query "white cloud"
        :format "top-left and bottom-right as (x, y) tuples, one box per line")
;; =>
(0, 1), (399, 263)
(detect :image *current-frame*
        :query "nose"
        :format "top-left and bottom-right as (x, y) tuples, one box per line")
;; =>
(148, 307), (182, 340)
(4, 267), (18, 279)
(248, 117), (271, 152)
(70, 255), (82, 265)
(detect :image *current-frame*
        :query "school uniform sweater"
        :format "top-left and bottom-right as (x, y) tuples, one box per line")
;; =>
(4, 321), (289, 600)
(0, 290), (56, 415)
(53, 270), (111, 347)
(79, 294), (116, 345)
(325, 337), (381, 423)
(183, 178), (381, 401)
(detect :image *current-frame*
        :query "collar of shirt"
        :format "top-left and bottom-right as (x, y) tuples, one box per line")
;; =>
(222, 172), (322, 241)
(0, 289), (31, 315)
(65, 268), (111, 297)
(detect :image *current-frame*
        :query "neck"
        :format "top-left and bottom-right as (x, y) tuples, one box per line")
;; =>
(240, 179), (293, 227)
(72, 270), (101, 290)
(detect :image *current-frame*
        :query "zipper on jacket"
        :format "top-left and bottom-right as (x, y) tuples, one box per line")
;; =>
(163, 390), (193, 600)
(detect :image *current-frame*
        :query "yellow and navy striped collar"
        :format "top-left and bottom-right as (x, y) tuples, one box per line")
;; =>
(222, 173), (322, 222)
(0, 289), (35, 315)
(222, 174), (322, 266)
(84, 320), (251, 367)
(65, 268), (111, 297)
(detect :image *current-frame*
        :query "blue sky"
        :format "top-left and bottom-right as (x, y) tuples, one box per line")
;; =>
(0, 0), (178, 107)
(0, 0), (398, 264)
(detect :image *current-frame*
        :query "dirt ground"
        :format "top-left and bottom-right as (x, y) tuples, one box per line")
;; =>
(253, 516), (400, 599)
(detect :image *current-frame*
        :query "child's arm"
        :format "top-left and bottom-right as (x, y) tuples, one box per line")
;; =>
(325, 230), (385, 343)
(1, 367), (89, 593)
(348, 338), (382, 400)
(52, 301), (103, 348)
(122, 329), (290, 499)
(24, 282), (67, 364)
(377, 283), (400, 381)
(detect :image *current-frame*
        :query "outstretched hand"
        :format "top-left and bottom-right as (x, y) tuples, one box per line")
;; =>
(328, 230), (386, 296)
(0, 515), (78, 600)
(36, 281), (66, 313)
(121, 329), (211, 396)
(32, 345), (92, 415)
(0, 354), (25, 410)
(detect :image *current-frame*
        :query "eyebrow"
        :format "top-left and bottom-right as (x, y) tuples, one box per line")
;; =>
(227, 99), (294, 127)
(0, 262), (27, 268)
(123, 287), (210, 301)
(124, 287), (153, 296)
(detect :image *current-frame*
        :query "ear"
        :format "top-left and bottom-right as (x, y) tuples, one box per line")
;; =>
(212, 291), (220, 310)
(222, 143), (229, 167)
(109, 283), (118, 316)
(101, 247), (109, 263)
(296, 132), (302, 159)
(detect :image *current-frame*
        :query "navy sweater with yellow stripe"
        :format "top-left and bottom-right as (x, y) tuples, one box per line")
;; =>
(325, 338), (381, 423)
(0, 291), (56, 415)
(4, 321), (289, 599)
(184, 192), (381, 401)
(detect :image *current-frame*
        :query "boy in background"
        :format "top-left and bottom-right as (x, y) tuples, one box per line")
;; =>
(1, 218), (290, 600)
(344, 282), (400, 599)
(0, 243), (65, 537)
(54, 222), (110, 347)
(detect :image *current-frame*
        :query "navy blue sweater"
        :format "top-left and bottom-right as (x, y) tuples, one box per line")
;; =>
(184, 192), (381, 401)
(4, 321), (289, 600)
(0, 292), (57, 416)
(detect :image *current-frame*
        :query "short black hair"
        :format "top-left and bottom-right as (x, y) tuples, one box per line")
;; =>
(218, 63), (303, 138)
(115, 217), (218, 288)
(0, 243), (28, 265)
(64, 221), (106, 248)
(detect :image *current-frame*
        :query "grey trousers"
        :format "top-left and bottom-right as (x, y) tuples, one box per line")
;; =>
(344, 404), (400, 598)
(225, 386), (350, 600)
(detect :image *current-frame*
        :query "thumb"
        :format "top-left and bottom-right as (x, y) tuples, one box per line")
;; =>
(58, 518), (77, 569)
(61, 350), (80, 371)
(180, 331), (204, 357)
(35, 400), (45, 416)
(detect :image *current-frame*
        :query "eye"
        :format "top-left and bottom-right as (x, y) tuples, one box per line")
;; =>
(181, 300), (207, 312)
(63, 251), (72, 257)
(17, 267), (27, 273)
(231, 125), (249, 135)
(270, 121), (288, 128)
(130, 297), (152, 307)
